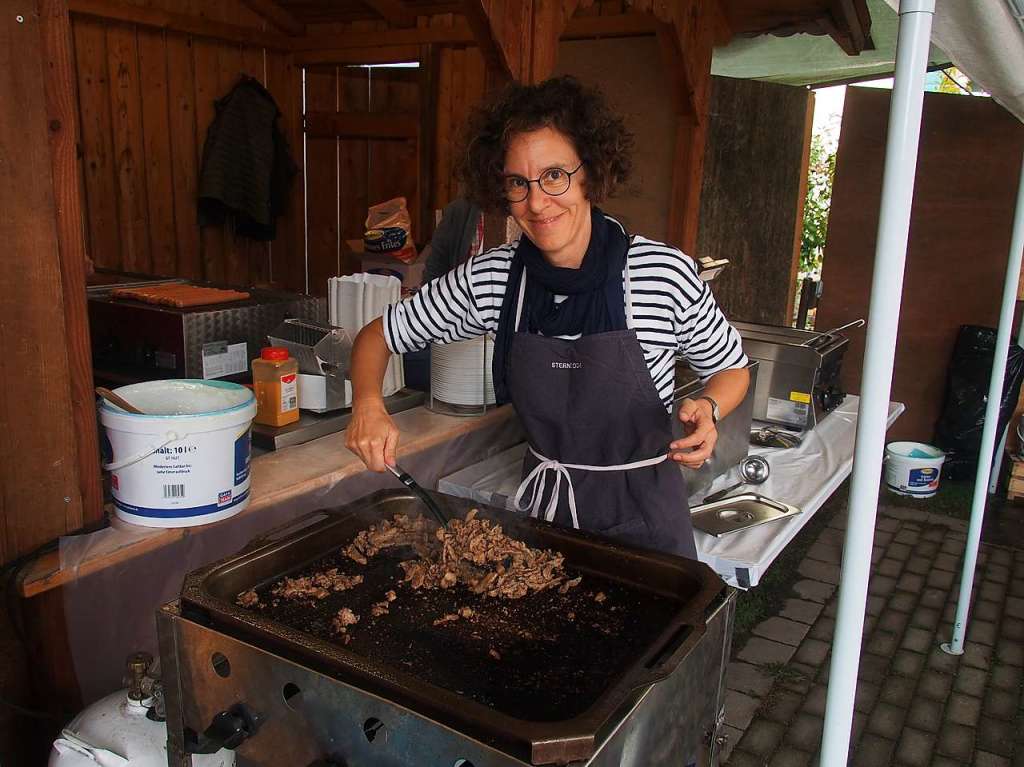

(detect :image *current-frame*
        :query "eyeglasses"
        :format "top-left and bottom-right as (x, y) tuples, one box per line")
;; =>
(502, 162), (584, 203)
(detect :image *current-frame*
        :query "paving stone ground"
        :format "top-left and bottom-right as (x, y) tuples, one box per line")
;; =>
(721, 501), (1024, 767)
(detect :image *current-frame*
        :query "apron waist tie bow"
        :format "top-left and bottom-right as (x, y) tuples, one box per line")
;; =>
(513, 446), (668, 529)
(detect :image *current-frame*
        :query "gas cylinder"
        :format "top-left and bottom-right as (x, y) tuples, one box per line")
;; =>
(48, 652), (234, 767)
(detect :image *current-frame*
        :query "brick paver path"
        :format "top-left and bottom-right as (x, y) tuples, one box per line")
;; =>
(722, 503), (1024, 766)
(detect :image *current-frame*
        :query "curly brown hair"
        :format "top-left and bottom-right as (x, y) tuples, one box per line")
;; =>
(455, 76), (634, 213)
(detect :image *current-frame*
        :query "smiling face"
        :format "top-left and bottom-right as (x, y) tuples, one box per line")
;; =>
(503, 126), (592, 268)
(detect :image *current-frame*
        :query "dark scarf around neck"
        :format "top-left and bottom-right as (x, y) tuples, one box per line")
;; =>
(492, 207), (630, 403)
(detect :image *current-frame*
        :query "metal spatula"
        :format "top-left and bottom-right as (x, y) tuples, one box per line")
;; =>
(386, 463), (448, 528)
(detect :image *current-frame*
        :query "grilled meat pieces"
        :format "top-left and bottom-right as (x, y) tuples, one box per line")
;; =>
(363, 509), (581, 600)
(236, 589), (262, 608)
(345, 514), (433, 564)
(331, 607), (360, 640)
(271, 569), (364, 602)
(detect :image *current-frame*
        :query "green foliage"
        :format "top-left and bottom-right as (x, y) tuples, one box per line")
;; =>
(935, 67), (984, 96)
(800, 133), (836, 277)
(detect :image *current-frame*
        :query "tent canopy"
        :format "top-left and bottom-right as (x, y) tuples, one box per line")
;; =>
(883, 0), (1024, 122)
(713, 0), (1024, 126)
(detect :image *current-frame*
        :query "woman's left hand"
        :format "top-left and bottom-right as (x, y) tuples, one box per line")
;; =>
(670, 398), (718, 468)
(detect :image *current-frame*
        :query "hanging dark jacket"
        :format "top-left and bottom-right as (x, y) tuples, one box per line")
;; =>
(198, 76), (297, 241)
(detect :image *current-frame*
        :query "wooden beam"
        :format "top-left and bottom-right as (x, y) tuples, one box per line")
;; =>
(460, 0), (518, 82)
(239, 0), (306, 36)
(361, 0), (418, 28)
(0, 2), (85, 562)
(293, 44), (421, 66)
(305, 110), (419, 139)
(656, 19), (695, 118)
(660, 0), (716, 253)
(462, 0), (583, 84)
(528, 0), (580, 83)
(291, 19), (474, 50)
(38, 0), (103, 531)
(67, 0), (291, 51)
(717, 0), (872, 54)
(827, 0), (871, 55)
(292, 10), (685, 63)
(710, 2), (734, 46)
(666, 118), (706, 254)
(563, 11), (658, 39)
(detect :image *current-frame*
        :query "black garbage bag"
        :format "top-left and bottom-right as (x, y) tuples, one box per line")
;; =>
(933, 325), (1024, 480)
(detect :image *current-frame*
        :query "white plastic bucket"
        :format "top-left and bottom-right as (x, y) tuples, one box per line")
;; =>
(884, 441), (946, 498)
(99, 380), (257, 528)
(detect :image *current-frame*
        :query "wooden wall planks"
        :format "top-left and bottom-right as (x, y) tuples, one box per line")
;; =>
(266, 49), (305, 291)
(192, 37), (226, 282)
(305, 65), (340, 296)
(430, 32), (486, 213)
(298, 39), (489, 292)
(70, 7), (301, 288)
(138, 27), (177, 277)
(367, 66), (419, 235)
(66, 0), (676, 295)
(240, 45), (273, 285)
(74, 18), (120, 270)
(337, 64), (369, 274)
(106, 22), (151, 274)
(165, 33), (202, 280)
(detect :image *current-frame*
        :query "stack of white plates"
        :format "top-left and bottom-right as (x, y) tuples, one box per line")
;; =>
(328, 273), (405, 396)
(431, 336), (496, 406)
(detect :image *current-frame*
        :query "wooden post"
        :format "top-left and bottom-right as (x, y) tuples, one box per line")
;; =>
(463, 0), (578, 85)
(278, 52), (307, 293)
(39, 0), (103, 529)
(0, 0), (88, 563)
(657, 2), (715, 255)
(527, 0), (580, 84)
(788, 90), (816, 324)
(418, 42), (439, 244)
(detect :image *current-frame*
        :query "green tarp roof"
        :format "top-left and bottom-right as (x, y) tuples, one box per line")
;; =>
(711, 0), (951, 87)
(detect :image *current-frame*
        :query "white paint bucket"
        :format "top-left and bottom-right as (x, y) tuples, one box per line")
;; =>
(884, 441), (946, 498)
(99, 380), (257, 528)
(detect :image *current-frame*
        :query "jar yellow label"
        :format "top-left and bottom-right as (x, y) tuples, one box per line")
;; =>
(789, 391), (812, 404)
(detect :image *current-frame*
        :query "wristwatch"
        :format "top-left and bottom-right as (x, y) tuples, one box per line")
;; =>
(697, 395), (721, 424)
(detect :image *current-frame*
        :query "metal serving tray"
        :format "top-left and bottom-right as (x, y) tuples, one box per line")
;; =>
(689, 493), (801, 537)
(178, 490), (726, 765)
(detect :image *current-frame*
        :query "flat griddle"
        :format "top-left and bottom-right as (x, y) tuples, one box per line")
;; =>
(180, 490), (725, 765)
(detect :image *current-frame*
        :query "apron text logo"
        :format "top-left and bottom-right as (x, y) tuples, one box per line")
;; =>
(551, 361), (583, 369)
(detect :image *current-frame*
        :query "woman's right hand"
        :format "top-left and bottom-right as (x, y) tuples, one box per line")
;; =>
(345, 401), (400, 472)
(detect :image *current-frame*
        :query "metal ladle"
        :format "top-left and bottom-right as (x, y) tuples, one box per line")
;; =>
(703, 455), (771, 503)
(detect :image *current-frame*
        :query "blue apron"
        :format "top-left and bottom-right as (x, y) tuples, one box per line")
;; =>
(507, 264), (698, 559)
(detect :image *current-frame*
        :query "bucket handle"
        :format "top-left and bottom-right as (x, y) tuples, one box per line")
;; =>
(103, 431), (181, 472)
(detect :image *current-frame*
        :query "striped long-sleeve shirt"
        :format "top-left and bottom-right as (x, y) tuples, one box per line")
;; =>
(383, 235), (748, 410)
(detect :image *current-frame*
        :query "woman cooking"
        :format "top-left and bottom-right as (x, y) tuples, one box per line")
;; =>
(346, 76), (749, 559)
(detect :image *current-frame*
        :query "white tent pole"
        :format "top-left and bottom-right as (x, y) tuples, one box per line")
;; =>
(990, 430), (1006, 494)
(818, 1), (934, 764)
(942, 152), (1024, 655)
